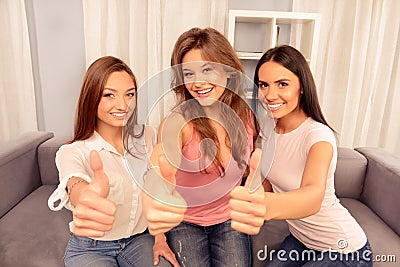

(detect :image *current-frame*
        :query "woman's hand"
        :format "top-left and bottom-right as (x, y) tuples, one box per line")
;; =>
(229, 148), (266, 235)
(142, 148), (187, 236)
(71, 150), (117, 237)
(153, 234), (180, 267)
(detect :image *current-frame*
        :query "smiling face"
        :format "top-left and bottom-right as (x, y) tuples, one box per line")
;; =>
(181, 49), (227, 106)
(257, 61), (303, 121)
(96, 71), (136, 134)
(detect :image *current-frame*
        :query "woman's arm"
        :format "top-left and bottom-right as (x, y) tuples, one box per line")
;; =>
(142, 112), (188, 235)
(263, 141), (333, 220)
(153, 112), (189, 168)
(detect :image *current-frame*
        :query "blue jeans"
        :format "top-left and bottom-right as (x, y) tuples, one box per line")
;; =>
(265, 234), (373, 267)
(166, 220), (251, 267)
(64, 231), (172, 267)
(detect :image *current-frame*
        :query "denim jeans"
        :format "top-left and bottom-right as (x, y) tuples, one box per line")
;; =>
(265, 234), (373, 267)
(64, 231), (172, 267)
(166, 219), (251, 267)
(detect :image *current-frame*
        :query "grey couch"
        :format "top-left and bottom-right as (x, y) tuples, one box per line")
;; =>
(252, 146), (400, 266)
(1, 131), (399, 266)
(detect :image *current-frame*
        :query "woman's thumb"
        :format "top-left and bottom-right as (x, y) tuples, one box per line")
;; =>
(89, 150), (110, 198)
(245, 148), (262, 190)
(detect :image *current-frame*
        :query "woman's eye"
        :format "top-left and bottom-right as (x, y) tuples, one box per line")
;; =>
(279, 82), (288, 88)
(183, 72), (194, 78)
(203, 67), (212, 73)
(103, 93), (114, 98)
(258, 83), (268, 89)
(127, 92), (135, 97)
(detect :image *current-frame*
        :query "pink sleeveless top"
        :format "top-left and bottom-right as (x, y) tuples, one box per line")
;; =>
(175, 119), (254, 226)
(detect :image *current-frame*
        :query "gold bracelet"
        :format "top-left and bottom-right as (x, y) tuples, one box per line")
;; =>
(67, 179), (87, 198)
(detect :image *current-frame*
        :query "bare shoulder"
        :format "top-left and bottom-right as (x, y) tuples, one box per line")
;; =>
(144, 125), (157, 147)
(160, 112), (186, 128)
(159, 112), (190, 142)
(144, 125), (157, 139)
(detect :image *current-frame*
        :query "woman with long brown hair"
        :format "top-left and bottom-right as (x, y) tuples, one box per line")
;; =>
(48, 56), (178, 267)
(143, 27), (259, 267)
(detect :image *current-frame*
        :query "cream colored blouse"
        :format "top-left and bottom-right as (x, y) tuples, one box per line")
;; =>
(48, 127), (155, 241)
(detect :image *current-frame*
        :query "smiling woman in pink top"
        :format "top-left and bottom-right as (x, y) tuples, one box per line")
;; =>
(230, 45), (373, 266)
(142, 27), (261, 267)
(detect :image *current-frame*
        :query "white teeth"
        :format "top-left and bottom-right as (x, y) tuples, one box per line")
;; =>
(197, 88), (212, 95)
(268, 103), (284, 109)
(112, 113), (126, 117)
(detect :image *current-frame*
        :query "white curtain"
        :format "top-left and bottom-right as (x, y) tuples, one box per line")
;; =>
(82, 0), (228, 127)
(0, 0), (37, 142)
(293, 0), (400, 156)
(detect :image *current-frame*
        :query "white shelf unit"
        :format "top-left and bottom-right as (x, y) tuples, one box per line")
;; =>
(227, 10), (321, 78)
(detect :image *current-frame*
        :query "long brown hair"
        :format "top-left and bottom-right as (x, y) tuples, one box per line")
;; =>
(253, 45), (335, 133)
(170, 27), (256, 174)
(71, 56), (142, 143)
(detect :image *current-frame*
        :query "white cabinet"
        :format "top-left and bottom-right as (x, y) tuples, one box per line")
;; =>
(227, 10), (321, 80)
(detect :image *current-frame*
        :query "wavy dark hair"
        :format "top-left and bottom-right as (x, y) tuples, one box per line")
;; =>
(170, 27), (257, 174)
(70, 56), (143, 147)
(253, 45), (335, 133)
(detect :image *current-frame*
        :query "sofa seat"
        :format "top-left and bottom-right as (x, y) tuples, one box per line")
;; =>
(340, 198), (400, 266)
(0, 185), (71, 267)
(252, 198), (400, 267)
(1, 132), (400, 266)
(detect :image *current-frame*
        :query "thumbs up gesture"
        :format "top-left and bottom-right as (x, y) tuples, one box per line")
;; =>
(229, 148), (266, 235)
(142, 144), (187, 236)
(72, 150), (117, 237)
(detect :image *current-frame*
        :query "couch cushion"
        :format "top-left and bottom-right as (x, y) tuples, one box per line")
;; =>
(38, 136), (69, 185)
(0, 185), (71, 267)
(340, 198), (400, 266)
(0, 131), (53, 218)
(334, 147), (367, 199)
(356, 147), (400, 237)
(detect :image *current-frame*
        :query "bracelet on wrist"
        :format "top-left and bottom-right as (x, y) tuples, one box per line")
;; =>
(67, 179), (87, 198)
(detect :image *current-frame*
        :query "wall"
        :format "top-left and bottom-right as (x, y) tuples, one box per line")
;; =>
(228, 0), (292, 11)
(228, 0), (293, 80)
(25, 0), (86, 138)
(24, 0), (291, 138)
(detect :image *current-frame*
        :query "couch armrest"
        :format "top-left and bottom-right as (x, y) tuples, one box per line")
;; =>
(334, 147), (367, 199)
(38, 136), (69, 185)
(355, 147), (400, 237)
(0, 131), (54, 218)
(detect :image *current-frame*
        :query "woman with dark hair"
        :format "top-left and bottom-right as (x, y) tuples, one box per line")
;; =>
(142, 27), (262, 267)
(230, 45), (372, 266)
(48, 56), (178, 267)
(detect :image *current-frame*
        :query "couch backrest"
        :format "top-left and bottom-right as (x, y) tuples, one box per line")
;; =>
(334, 147), (367, 199)
(0, 131), (54, 218)
(38, 136), (69, 185)
(356, 147), (400, 237)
